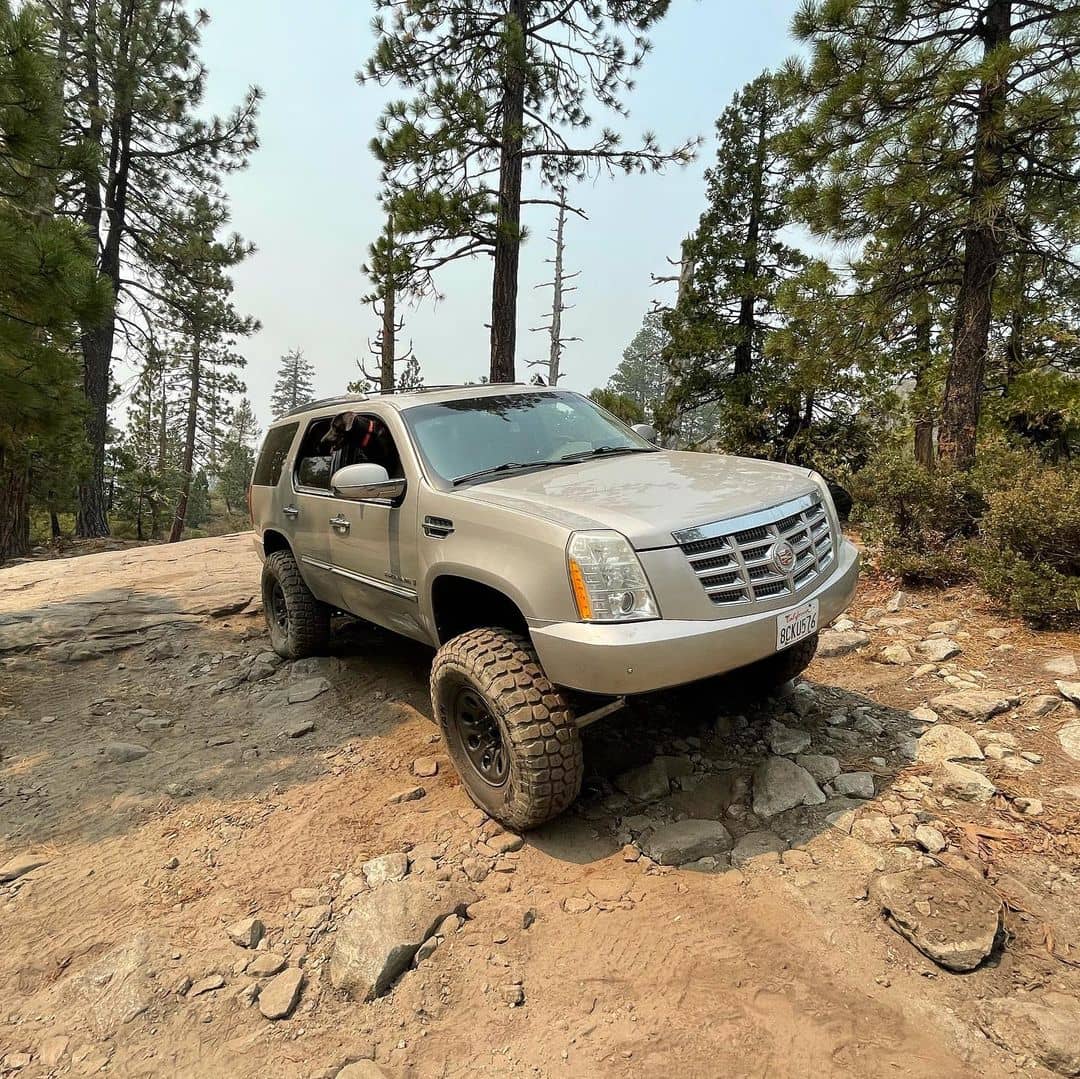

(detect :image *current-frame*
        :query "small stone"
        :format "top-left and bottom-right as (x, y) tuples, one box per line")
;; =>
(794, 753), (841, 783)
(362, 852), (409, 887)
(412, 756), (438, 777)
(188, 974), (225, 998)
(909, 705), (940, 725)
(563, 896), (592, 914)
(851, 815), (895, 845)
(752, 757), (825, 817)
(1020, 751), (1042, 764)
(586, 878), (627, 902)
(871, 867), (1002, 972)
(613, 759), (670, 803)
(1023, 694), (1061, 718)
(730, 830), (786, 867)
(934, 760), (995, 803)
(258, 968), (303, 1019)
(247, 952), (287, 976)
(1014, 797), (1043, 817)
(136, 716), (173, 732)
(765, 721), (811, 756)
(930, 689), (1015, 722)
(852, 713), (884, 735)
(832, 772), (875, 799)
(914, 825), (946, 854)
(915, 724), (983, 764)
(502, 984), (526, 1007)
(817, 630), (871, 658)
(916, 638), (961, 662)
(487, 831), (524, 855)
(877, 643), (913, 665)
(286, 718), (315, 738)
(39, 1036), (69, 1068)
(104, 741), (149, 763)
(640, 819), (733, 866)
(886, 590), (907, 612)
(2, 1054), (31, 1070)
(235, 980), (260, 1007)
(291, 887), (327, 907)
(927, 620), (960, 635)
(226, 917), (264, 949)
(985, 627), (1010, 640)
(414, 936), (439, 965)
(287, 677), (330, 704)
(0, 852), (48, 883)
(387, 786), (425, 805)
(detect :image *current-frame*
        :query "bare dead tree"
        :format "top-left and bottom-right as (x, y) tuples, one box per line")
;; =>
(529, 189), (583, 386)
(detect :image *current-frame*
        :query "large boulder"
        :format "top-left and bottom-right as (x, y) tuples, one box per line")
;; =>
(870, 868), (1002, 972)
(330, 879), (475, 1001)
(640, 819), (733, 866)
(979, 992), (1080, 1076)
(752, 757), (825, 818)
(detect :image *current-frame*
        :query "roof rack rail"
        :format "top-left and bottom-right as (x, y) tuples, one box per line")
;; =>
(282, 393), (368, 417)
(408, 383), (527, 394)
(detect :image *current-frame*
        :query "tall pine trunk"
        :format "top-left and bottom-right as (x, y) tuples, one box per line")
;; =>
(76, 322), (113, 536)
(0, 449), (31, 563)
(489, 0), (528, 384)
(912, 291), (935, 469)
(381, 276), (396, 393)
(939, 0), (1011, 470)
(169, 336), (201, 543)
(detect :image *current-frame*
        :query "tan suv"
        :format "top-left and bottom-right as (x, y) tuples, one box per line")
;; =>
(250, 385), (859, 830)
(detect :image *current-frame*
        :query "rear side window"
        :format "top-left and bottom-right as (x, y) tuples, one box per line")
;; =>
(253, 423), (298, 486)
(294, 418), (335, 491)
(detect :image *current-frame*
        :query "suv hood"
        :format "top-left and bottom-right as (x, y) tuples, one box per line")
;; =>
(462, 450), (818, 549)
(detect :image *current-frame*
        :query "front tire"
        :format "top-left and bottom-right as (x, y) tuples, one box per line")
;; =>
(261, 549), (331, 660)
(430, 627), (583, 831)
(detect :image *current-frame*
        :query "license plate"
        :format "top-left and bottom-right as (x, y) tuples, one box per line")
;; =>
(776, 599), (819, 651)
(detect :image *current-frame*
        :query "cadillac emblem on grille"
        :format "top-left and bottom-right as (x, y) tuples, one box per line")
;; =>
(770, 540), (796, 574)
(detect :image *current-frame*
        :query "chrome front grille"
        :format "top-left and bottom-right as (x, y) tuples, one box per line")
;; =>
(672, 492), (835, 607)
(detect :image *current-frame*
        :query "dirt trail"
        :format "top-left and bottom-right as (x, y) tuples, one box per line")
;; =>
(1, 534), (1078, 1077)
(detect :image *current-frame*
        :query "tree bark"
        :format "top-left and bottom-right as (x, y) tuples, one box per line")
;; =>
(939, 0), (1012, 470)
(912, 291), (935, 469)
(169, 335), (201, 543)
(489, 0), (528, 384)
(0, 449), (31, 564)
(547, 190), (567, 386)
(381, 279), (396, 393)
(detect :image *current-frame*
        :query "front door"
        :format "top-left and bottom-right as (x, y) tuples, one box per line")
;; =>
(287, 415), (340, 605)
(326, 412), (424, 641)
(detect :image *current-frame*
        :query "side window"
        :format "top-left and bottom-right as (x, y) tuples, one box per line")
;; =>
(252, 423), (298, 486)
(294, 418), (335, 491)
(337, 414), (403, 479)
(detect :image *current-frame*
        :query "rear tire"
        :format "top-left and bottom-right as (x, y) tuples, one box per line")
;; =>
(743, 631), (819, 691)
(430, 627), (583, 831)
(261, 549), (331, 660)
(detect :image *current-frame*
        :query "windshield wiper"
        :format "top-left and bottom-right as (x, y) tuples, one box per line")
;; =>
(559, 445), (657, 462)
(452, 461), (551, 486)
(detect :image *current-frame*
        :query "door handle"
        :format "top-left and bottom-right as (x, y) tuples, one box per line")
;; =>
(330, 514), (350, 533)
(282, 504), (299, 519)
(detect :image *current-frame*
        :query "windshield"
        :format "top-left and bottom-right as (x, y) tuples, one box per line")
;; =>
(402, 391), (655, 485)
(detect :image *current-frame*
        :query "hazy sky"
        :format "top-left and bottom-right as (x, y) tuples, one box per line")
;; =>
(190, 0), (804, 430)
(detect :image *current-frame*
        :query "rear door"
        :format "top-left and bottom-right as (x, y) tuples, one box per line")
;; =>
(325, 410), (424, 641)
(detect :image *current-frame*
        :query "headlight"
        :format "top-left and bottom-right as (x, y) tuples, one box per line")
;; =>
(566, 530), (659, 622)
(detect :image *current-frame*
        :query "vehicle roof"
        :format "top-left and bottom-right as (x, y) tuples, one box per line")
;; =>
(267, 383), (562, 426)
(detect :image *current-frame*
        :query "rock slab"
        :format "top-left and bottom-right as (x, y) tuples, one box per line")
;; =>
(330, 879), (475, 1000)
(752, 757), (825, 818)
(258, 968), (303, 1019)
(979, 992), (1080, 1077)
(930, 690), (1014, 722)
(915, 724), (983, 764)
(817, 630), (870, 658)
(871, 867), (1002, 972)
(640, 819), (733, 866)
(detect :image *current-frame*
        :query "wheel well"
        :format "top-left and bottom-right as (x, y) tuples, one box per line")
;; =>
(263, 529), (291, 556)
(431, 575), (529, 643)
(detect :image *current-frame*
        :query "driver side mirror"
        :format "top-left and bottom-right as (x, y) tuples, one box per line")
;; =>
(331, 463), (406, 503)
(631, 423), (658, 444)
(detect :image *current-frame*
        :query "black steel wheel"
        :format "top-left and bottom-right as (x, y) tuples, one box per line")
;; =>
(261, 549), (331, 660)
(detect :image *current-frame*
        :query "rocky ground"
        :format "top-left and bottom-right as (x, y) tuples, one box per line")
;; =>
(1, 533), (1079, 1078)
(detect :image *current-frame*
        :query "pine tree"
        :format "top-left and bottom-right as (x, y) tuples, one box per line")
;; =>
(606, 312), (672, 423)
(270, 349), (316, 418)
(662, 74), (805, 451)
(0, 0), (102, 561)
(784, 0), (1080, 468)
(49, 0), (261, 535)
(528, 188), (580, 387)
(363, 0), (697, 383)
(217, 398), (259, 515)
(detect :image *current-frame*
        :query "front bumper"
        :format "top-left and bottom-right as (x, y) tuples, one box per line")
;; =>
(531, 539), (860, 696)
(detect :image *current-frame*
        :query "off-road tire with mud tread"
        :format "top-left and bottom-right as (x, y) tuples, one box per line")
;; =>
(430, 627), (583, 831)
(262, 549), (331, 660)
(744, 631), (819, 690)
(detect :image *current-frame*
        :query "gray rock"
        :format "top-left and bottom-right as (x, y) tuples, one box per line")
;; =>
(794, 753), (841, 784)
(667, 771), (748, 819)
(916, 638), (961, 662)
(852, 713), (884, 735)
(104, 741), (149, 763)
(930, 689), (1015, 722)
(927, 620), (960, 635)
(412, 756), (438, 777)
(730, 830), (786, 867)
(979, 992), (1080, 1077)
(135, 716), (173, 732)
(330, 879), (475, 1000)
(258, 968), (303, 1019)
(915, 724), (983, 764)
(640, 819), (733, 866)
(934, 760), (995, 803)
(851, 814), (895, 845)
(832, 772), (875, 799)
(285, 718), (315, 738)
(387, 786), (425, 804)
(1054, 678), (1080, 704)
(225, 917), (264, 949)
(817, 630), (870, 658)
(1059, 721), (1080, 763)
(752, 757), (825, 818)
(613, 758), (669, 803)
(287, 677), (330, 704)
(765, 721), (811, 756)
(877, 643), (913, 665)
(871, 867), (1002, 972)
(362, 852), (409, 887)
(1024, 694), (1062, 717)
(909, 705), (940, 725)
(886, 590), (907, 612)
(188, 973), (225, 998)
(914, 825), (946, 854)
(0, 852), (48, 883)
(1045, 654), (1078, 677)
(247, 952), (286, 977)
